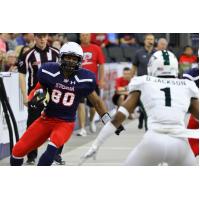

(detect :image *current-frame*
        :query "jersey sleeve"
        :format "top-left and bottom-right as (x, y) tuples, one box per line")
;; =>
(37, 63), (54, 88)
(188, 80), (199, 99)
(17, 53), (27, 74)
(87, 73), (97, 95)
(128, 76), (146, 93)
(132, 51), (139, 66)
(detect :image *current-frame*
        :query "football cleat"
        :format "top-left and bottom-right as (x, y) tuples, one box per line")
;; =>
(53, 154), (66, 165)
(25, 158), (36, 165)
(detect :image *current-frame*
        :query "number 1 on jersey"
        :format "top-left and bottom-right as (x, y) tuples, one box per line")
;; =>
(160, 87), (171, 107)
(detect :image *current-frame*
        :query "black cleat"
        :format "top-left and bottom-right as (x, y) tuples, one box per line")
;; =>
(53, 154), (66, 165)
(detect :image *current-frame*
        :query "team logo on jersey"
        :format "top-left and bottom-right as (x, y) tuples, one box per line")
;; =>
(83, 52), (92, 60)
(142, 55), (147, 58)
(19, 61), (23, 67)
(70, 81), (76, 85)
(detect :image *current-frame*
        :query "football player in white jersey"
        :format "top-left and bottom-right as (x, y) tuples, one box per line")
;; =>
(81, 50), (199, 166)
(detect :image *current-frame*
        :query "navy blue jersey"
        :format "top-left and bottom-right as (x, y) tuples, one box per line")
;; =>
(37, 62), (96, 121)
(183, 67), (199, 88)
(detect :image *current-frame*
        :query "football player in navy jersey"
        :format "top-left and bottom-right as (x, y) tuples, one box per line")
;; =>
(10, 42), (116, 166)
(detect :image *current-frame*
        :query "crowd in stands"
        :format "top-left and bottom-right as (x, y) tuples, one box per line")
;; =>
(0, 33), (199, 75)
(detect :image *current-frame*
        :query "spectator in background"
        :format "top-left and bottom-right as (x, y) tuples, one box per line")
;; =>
(0, 50), (5, 72)
(48, 33), (60, 46)
(0, 33), (10, 52)
(52, 40), (62, 49)
(179, 45), (198, 76)
(65, 33), (79, 43)
(4, 50), (18, 72)
(107, 33), (119, 46)
(91, 33), (109, 48)
(112, 67), (131, 107)
(6, 34), (18, 51)
(78, 33), (105, 136)
(156, 38), (168, 51)
(119, 33), (137, 47)
(15, 33), (35, 47)
(132, 33), (156, 130)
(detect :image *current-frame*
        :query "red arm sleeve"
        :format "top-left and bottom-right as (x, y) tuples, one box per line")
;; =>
(28, 82), (42, 101)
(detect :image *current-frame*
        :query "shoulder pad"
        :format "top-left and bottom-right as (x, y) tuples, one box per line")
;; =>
(128, 75), (146, 93)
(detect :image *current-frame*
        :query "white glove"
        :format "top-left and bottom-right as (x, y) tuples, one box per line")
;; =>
(79, 145), (99, 165)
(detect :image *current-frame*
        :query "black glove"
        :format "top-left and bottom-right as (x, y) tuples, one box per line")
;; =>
(115, 125), (125, 135)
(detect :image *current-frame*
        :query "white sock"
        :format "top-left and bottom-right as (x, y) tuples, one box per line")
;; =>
(92, 121), (116, 148)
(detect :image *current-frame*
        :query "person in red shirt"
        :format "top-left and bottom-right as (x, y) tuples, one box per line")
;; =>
(112, 67), (132, 107)
(77, 33), (105, 136)
(91, 33), (109, 48)
(179, 45), (198, 75)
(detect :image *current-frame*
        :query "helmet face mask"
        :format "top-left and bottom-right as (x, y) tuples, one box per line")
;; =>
(148, 50), (179, 78)
(60, 54), (82, 74)
(59, 42), (83, 75)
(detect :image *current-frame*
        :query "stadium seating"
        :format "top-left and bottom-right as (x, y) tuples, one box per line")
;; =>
(107, 46), (126, 62)
(102, 48), (112, 63)
(122, 46), (138, 62)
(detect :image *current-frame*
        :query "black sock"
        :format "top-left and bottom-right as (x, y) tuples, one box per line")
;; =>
(37, 144), (58, 166)
(10, 156), (24, 166)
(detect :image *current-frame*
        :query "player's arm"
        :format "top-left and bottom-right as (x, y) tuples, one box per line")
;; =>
(97, 47), (105, 89)
(98, 64), (105, 88)
(189, 98), (199, 120)
(132, 65), (137, 77)
(87, 91), (114, 126)
(87, 90), (107, 117)
(80, 91), (140, 164)
(112, 91), (140, 127)
(87, 90), (125, 133)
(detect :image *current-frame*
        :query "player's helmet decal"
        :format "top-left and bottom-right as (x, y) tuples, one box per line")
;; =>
(162, 50), (170, 65)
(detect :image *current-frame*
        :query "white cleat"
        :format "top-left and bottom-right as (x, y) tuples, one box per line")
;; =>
(89, 121), (97, 133)
(79, 145), (98, 165)
(76, 128), (87, 137)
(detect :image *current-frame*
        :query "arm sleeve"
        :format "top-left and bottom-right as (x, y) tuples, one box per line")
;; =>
(132, 51), (139, 66)
(37, 63), (52, 88)
(87, 74), (97, 95)
(28, 82), (42, 101)
(17, 54), (27, 74)
(128, 76), (145, 93)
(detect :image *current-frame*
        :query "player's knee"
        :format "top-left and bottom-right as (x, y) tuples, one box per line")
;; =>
(50, 134), (69, 148)
(50, 136), (63, 148)
(12, 142), (27, 158)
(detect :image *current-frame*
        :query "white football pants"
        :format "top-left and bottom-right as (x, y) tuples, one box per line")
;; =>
(123, 130), (197, 166)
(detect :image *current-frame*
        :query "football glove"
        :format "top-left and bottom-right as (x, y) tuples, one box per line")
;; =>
(28, 89), (46, 109)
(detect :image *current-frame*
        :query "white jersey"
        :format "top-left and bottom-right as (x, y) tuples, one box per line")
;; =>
(129, 75), (199, 135)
